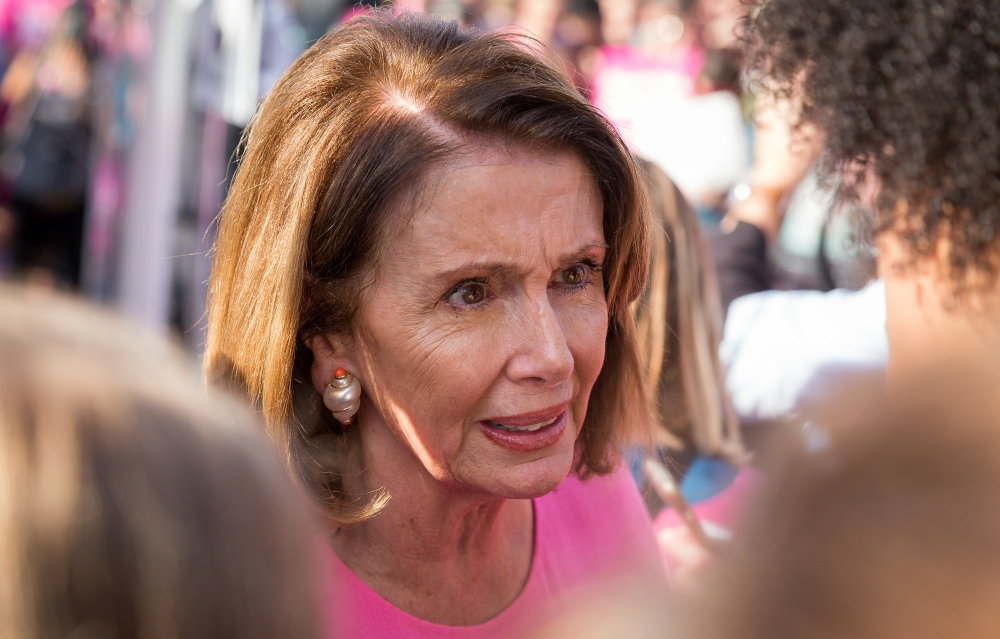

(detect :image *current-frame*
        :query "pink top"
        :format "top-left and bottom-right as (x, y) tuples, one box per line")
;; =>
(323, 467), (664, 639)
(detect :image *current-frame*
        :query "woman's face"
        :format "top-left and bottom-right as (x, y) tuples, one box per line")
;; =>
(338, 148), (608, 499)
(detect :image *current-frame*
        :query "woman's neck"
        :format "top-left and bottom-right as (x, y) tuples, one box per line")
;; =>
(882, 247), (1000, 383)
(329, 407), (534, 625)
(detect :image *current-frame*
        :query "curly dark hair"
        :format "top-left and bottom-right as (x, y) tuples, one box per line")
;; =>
(744, 0), (1000, 289)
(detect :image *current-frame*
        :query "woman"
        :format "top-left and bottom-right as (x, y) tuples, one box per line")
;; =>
(742, 0), (1000, 384)
(634, 160), (753, 584)
(635, 160), (742, 464)
(206, 11), (662, 638)
(0, 286), (320, 639)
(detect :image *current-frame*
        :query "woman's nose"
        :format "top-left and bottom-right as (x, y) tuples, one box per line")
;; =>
(504, 295), (574, 387)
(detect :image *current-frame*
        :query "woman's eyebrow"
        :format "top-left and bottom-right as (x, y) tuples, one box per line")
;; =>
(559, 241), (609, 263)
(433, 241), (608, 282)
(433, 262), (520, 283)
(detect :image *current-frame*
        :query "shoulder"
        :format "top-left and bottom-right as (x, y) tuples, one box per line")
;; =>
(724, 280), (886, 348)
(533, 466), (664, 585)
(722, 281), (888, 422)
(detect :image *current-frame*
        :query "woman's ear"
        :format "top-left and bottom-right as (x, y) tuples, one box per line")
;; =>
(307, 334), (353, 395)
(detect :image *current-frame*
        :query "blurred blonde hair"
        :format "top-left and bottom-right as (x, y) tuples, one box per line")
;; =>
(0, 287), (320, 639)
(635, 159), (743, 463)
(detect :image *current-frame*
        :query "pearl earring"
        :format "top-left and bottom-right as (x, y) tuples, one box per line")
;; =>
(323, 368), (361, 425)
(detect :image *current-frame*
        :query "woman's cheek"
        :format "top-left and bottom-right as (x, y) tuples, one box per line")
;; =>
(563, 302), (609, 389)
(410, 326), (503, 421)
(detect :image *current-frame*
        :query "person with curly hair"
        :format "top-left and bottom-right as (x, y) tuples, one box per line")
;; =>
(658, 0), (1000, 585)
(726, 0), (1000, 386)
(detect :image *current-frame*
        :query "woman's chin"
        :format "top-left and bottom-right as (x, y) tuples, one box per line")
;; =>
(477, 448), (577, 499)
(444, 415), (581, 499)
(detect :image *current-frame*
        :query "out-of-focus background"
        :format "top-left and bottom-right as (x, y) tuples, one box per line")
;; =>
(0, 0), (869, 351)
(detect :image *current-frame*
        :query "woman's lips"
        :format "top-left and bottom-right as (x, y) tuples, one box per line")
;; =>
(477, 409), (568, 452)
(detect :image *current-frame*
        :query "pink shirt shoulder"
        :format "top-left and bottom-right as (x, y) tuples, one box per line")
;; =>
(324, 467), (664, 639)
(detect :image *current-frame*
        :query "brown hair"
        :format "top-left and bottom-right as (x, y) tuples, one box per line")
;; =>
(634, 160), (743, 463)
(205, 11), (651, 520)
(0, 287), (320, 639)
(695, 374), (1000, 639)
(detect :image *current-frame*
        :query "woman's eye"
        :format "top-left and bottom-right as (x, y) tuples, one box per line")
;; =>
(558, 265), (588, 286)
(449, 282), (487, 305)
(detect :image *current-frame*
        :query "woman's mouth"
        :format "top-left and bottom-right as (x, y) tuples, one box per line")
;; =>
(477, 404), (569, 452)
(482, 416), (559, 432)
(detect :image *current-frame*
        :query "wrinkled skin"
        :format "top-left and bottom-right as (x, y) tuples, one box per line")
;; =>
(309, 147), (609, 624)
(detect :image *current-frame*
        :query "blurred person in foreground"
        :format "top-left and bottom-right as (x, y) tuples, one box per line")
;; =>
(691, 371), (1000, 639)
(206, 11), (663, 639)
(535, 372), (1000, 639)
(0, 286), (321, 638)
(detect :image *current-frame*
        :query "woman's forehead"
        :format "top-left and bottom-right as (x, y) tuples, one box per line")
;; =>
(385, 149), (605, 273)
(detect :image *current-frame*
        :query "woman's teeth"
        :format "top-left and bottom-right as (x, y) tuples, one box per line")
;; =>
(485, 416), (558, 432)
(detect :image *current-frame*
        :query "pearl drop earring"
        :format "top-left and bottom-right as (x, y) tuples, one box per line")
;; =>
(323, 368), (361, 425)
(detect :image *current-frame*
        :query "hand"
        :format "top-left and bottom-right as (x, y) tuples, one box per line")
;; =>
(721, 188), (784, 239)
(657, 525), (712, 591)
(721, 88), (825, 239)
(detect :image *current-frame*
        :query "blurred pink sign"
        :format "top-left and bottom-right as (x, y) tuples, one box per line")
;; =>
(591, 44), (703, 143)
(591, 44), (749, 201)
(0, 0), (74, 48)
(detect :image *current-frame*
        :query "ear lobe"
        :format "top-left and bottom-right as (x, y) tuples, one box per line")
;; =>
(307, 334), (352, 395)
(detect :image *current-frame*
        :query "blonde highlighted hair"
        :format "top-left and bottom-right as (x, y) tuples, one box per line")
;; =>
(635, 160), (743, 463)
(205, 12), (652, 520)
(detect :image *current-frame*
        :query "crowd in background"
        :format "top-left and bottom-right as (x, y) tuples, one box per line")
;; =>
(0, 0), (762, 329)
(0, 0), (869, 347)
